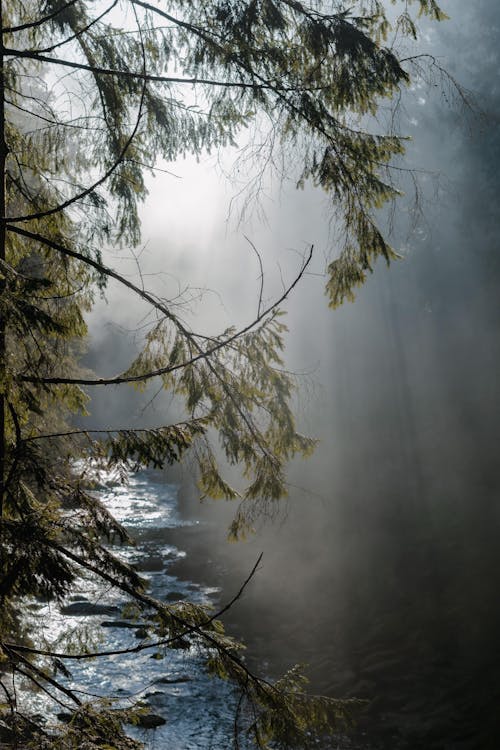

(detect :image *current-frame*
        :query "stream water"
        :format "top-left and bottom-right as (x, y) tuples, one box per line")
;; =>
(21, 460), (500, 750)
(22, 468), (247, 749)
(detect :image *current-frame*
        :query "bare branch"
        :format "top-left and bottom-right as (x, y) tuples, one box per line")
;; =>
(245, 235), (265, 318)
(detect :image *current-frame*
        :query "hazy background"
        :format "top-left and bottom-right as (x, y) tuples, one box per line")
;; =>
(82, 2), (500, 747)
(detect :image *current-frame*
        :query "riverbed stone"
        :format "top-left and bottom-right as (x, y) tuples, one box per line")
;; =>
(56, 713), (73, 724)
(169, 637), (190, 649)
(164, 590), (187, 602)
(135, 713), (167, 728)
(135, 556), (165, 572)
(60, 602), (120, 616)
(154, 674), (192, 684)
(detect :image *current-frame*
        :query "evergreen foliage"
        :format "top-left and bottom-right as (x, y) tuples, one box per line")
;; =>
(0, 1), (446, 747)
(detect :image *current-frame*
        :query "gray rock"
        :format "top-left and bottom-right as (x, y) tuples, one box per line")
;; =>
(169, 637), (190, 650)
(61, 602), (120, 616)
(135, 713), (167, 729)
(164, 591), (187, 602)
(135, 556), (164, 572)
(56, 713), (73, 724)
(155, 675), (192, 684)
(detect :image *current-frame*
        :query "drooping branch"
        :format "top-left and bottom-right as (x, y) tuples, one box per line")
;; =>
(2, 553), (264, 662)
(8, 224), (313, 387)
(28, 541), (272, 693)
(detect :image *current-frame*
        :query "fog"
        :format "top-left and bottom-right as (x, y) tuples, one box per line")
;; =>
(82, 2), (500, 747)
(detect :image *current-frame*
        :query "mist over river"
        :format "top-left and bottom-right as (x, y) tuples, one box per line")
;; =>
(23, 467), (377, 749)
(74, 2), (500, 748)
(27, 449), (499, 749)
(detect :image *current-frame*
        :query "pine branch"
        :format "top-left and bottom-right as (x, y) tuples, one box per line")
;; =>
(3, 47), (270, 91)
(5, 57), (147, 224)
(4, 0), (80, 33)
(8, 223), (313, 387)
(3, 553), (263, 661)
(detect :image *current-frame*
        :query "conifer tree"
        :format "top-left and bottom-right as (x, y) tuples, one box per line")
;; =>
(0, 1), (448, 747)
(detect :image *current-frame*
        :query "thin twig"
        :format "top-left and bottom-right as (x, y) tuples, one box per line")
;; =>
(244, 235), (264, 318)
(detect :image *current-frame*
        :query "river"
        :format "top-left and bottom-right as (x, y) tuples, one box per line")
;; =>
(20, 442), (500, 750)
(22, 468), (245, 749)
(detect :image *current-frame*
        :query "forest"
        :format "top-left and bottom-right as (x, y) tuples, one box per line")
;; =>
(2, 1), (498, 749)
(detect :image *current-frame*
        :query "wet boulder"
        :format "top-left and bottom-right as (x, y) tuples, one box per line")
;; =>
(60, 602), (120, 616)
(135, 713), (167, 729)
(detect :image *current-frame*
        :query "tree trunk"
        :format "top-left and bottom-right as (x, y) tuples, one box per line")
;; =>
(0, 0), (6, 517)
